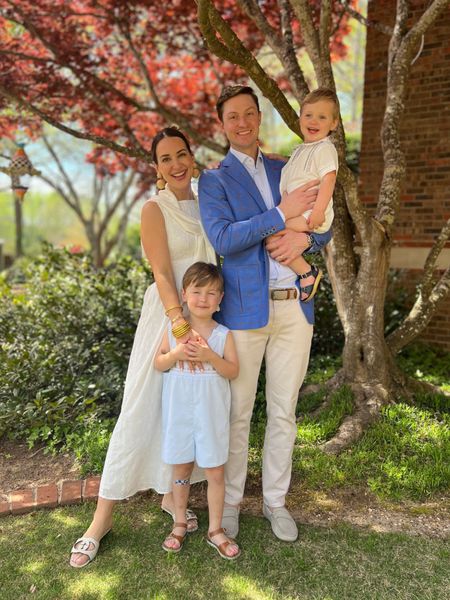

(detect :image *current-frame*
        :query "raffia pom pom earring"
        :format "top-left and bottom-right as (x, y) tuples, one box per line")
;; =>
(192, 165), (200, 179)
(156, 172), (166, 190)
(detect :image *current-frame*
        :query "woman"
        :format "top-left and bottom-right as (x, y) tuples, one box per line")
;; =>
(70, 127), (216, 567)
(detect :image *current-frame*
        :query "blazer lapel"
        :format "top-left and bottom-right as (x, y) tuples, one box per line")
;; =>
(262, 154), (283, 207)
(221, 152), (269, 214)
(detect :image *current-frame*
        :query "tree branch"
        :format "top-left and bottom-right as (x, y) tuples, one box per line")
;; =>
(338, 0), (393, 35)
(387, 266), (450, 354)
(278, 0), (310, 100)
(117, 16), (226, 156)
(420, 217), (450, 296)
(98, 170), (136, 239)
(375, 0), (449, 234)
(41, 133), (81, 211)
(196, 0), (299, 133)
(1, 12), (226, 156)
(387, 216), (450, 353)
(37, 173), (84, 220)
(235, 0), (309, 102)
(319, 0), (333, 61)
(0, 84), (151, 159)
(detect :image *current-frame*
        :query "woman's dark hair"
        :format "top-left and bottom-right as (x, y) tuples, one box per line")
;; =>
(150, 127), (193, 163)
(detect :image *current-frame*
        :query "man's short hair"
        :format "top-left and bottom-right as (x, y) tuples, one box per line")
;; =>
(301, 88), (340, 120)
(216, 85), (260, 122)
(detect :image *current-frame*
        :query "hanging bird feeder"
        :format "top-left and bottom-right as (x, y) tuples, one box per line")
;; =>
(0, 144), (40, 202)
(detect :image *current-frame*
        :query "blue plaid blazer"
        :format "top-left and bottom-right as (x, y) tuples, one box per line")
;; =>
(198, 151), (331, 329)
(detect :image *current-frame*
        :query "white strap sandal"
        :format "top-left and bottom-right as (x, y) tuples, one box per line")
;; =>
(69, 536), (100, 568)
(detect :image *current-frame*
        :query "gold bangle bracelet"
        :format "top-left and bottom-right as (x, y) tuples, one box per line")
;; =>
(165, 305), (182, 317)
(172, 322), (191, 334)
(172, 323), (191, 338)
(171, 315), (185, 324)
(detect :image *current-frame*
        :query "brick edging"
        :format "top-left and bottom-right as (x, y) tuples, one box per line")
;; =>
(0, 476), (101, 517)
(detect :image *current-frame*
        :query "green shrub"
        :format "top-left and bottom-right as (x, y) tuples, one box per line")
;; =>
(0, 244), (151, 448)
(66, 418), (115, 476)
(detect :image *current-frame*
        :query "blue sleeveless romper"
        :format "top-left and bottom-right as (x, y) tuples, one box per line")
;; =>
(161, 323), (231, 468)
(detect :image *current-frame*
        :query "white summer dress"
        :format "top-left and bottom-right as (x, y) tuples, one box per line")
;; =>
(161, 323), (231, 469)
(99, 187), (216, 499)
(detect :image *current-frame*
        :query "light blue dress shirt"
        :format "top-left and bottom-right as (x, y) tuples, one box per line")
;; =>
(230, 147), (297, 288)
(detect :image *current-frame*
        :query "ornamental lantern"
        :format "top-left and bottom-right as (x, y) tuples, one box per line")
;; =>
(0, 144), (40, 201)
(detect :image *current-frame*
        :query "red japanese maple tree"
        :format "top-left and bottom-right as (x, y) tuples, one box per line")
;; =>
(0, 0), (350, 176)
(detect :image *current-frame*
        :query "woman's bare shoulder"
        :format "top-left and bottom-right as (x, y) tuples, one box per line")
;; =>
(141, 197), (163, 219)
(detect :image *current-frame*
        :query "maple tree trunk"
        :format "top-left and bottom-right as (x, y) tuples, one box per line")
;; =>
(320, 226), (422, 454)
(84, 222), (104, 268)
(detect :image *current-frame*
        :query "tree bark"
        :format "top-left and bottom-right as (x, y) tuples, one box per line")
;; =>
(14, 197), (23, 258)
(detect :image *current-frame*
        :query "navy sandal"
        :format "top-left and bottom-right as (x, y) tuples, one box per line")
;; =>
(299, 266), (323, 302)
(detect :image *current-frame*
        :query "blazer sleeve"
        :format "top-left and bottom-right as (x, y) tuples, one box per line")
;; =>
(199, 170), (285, 256)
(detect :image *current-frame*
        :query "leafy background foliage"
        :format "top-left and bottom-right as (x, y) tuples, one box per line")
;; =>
(0, 245), (150, 449)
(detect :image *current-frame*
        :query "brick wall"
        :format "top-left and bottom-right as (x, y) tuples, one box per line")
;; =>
(359, 0), (450, 349)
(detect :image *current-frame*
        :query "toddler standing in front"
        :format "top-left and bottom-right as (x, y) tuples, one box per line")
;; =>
(154, 261), (240, 560)
(279, 88), (339, 301)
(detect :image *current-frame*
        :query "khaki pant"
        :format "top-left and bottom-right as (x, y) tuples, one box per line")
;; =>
(225, 298), (313, 508)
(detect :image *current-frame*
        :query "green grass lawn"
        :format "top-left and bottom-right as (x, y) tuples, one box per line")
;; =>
(0, 498), (448, 600)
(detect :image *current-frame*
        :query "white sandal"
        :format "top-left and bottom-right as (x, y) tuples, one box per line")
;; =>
(69, 530), (110, 568)
(161, 506), (198, 533)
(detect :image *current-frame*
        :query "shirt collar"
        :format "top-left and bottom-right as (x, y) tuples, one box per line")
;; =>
(230, 146), (264, 170)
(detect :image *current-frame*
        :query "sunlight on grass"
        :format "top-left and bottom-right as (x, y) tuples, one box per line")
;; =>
(21, 560), (47, 575)
(291, 398), (450, 500)
(223, 574), (293, 600)
(297, 386), (354, 444)
(49, 512), (82, 527)
(68, 573), (122, 599)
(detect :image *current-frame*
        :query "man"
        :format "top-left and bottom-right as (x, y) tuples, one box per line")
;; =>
(198, 85), (331, 542)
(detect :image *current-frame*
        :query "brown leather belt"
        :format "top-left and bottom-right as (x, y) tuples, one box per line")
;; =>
(270, 288), (299, 300)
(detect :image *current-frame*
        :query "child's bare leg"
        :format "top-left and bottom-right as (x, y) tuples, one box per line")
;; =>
(161, 491), (198, 532)
(164, 462), (194, 550)
(205, 465), (239, 558)
(288, 253), (322, 301)
(288, 253), (312, 277)
(271, 216), (321, 301)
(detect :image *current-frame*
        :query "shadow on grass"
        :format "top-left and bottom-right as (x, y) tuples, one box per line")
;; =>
(1, 497), (449, 600)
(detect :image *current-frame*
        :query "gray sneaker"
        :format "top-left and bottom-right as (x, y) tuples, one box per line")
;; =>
(221, 506), (240, 538)
(263, 504), (298, 542)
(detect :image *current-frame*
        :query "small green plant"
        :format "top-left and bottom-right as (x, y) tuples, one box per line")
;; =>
(66, 418), (115, 476)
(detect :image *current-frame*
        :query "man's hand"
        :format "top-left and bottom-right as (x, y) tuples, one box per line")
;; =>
(278, 179), (319, 221)
(307, 209), (325, 230)
(266, 230), (311, 265)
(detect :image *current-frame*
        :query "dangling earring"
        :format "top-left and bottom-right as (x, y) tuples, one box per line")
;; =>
(156, 172), (166, 190)
(216, 304), (221, 312)
(192, 164), (200, 179)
